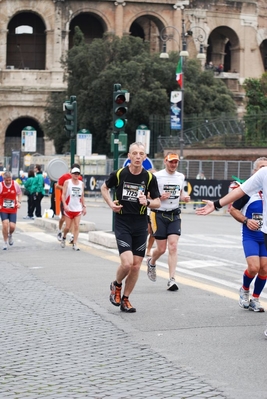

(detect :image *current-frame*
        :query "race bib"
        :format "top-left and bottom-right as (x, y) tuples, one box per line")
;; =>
(163, 184), (181, 200)
(3, 199), (15, 209)
(122, 182), (145, 202)
(71, 186), (82, 198)
(252, 213), (263, 230)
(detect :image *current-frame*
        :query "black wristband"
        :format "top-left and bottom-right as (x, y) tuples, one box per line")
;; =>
(213, 199), (222, 211)
(147, 200), (151, 207)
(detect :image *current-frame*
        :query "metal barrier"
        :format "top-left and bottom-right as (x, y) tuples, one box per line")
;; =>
(106, 158), (253, 181)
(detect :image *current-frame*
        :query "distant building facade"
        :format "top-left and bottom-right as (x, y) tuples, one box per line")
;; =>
(0, 0), (266, 156)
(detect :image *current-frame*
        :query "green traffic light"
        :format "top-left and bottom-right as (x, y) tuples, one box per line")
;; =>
(114, 119), (125, 129)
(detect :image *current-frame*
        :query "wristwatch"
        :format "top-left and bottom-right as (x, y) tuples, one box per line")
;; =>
(243, 218), (248, 225)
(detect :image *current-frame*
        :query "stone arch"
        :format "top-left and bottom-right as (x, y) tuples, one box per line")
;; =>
(5, 117), (44, 157)
(6, 11), (46, 70)
(68, 11), (108, 48)
(260, 39), (267, 71)
(207, 26), (240, 73)
(128, 12), (167, 53)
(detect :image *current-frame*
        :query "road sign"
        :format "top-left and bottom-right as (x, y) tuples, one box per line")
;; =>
(21, 126), (36, 152)
(123, 157), (154, 170)
(136, 125), (150, 154)
(24, 154), (32, 167)
(76, 129), (92, 157)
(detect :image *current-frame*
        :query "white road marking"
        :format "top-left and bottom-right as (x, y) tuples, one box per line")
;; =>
(179, 259), (227, 268)
(23, 232), (57, 243)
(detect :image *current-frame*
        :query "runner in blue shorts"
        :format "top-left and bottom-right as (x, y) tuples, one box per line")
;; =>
(0, 171), (22, 250)
(230, 157), (267, 312)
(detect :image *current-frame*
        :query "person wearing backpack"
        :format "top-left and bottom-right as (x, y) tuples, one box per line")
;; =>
(101, 142), (161, 313)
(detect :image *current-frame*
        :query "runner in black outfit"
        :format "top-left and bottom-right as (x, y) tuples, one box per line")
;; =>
(101, 142), (161, 312)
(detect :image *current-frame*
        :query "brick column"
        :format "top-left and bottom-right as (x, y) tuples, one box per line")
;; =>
(46, 30), (54, 70)
(52, 0), (64, 70)
(114, 1), (126, 38)
(0, 29), (8, 68)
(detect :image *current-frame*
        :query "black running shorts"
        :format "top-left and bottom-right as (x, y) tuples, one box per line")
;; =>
(114, 214), (148, 257)
(150, 211), (181, 240)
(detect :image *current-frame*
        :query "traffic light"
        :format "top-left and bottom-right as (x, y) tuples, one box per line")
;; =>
(113, 84), (128, 132)
(64, 95), (77, 138)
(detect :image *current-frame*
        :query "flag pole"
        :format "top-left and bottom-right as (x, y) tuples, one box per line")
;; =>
(180, 55), (184, 160)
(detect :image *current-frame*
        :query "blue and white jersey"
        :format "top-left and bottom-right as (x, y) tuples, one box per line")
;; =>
(241, 167), (267, 234)
(232, 192), (263, 241)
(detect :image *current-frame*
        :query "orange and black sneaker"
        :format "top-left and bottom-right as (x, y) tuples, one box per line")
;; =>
(120, 297), (136, 313)
(110, 281), (122, 307)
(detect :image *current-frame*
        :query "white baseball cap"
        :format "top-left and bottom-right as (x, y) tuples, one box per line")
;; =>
(71, 167), (80, 174)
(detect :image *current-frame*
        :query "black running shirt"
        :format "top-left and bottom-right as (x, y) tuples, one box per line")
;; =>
(105, 167), (160, 215)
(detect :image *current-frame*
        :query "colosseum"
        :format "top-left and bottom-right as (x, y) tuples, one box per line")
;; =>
(0, 0), (266, 157)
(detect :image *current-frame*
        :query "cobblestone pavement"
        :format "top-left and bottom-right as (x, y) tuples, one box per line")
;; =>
(0, 260), (227, 399)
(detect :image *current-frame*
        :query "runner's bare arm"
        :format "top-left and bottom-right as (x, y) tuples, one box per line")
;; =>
(196, 187), (246, 215)
(101, 182), (123, 213)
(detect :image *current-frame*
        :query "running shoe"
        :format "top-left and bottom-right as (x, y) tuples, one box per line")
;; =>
(167, 278), (179, 291)
(61, 237), (66, 248)
(120, 297), (136, 313)
(57, 231), (62, 242)
(69, 235), (74, 244)
(3, 242), (7, 250)
(249, 298), (264, 312)
(8, 234), (13, 246)
(147, 258), (156, 282)
(239, 287), (249, 309)
(72, 244), (80, 251)
(110, 281), (122, 306)
(23, 216), (31, 219)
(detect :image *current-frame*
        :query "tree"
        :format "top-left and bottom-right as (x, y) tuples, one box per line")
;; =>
(43, 91), (68, 154)
(243, 73), (267, 146)
(43, 28), (237, 154)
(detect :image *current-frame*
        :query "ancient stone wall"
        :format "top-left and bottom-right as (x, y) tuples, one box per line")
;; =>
(0, 0), (266, 158)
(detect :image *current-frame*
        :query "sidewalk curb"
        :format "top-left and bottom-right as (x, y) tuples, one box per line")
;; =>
(34, 218), (96, 232)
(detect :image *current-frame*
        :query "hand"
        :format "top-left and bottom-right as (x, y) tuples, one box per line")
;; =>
(160, 192), (171, 200)
(184, 195), (191, 203)
(111, 200), (123, 213)
(138, 194), (147, 206)
(248, 219), (260, 231)
(82, 207), (87, 216)
(195, 200), (215, 215)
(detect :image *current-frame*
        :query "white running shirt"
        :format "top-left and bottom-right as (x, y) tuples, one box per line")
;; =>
(154, 169), (185, 211)
(65, 179), (83, 212)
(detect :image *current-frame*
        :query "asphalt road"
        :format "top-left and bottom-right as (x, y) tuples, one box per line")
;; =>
(5, 196), (267, 398)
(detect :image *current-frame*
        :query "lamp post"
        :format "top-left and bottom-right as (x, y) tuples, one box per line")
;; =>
(159, 19), (206, 160)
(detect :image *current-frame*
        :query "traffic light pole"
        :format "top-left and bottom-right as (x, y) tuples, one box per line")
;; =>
(113, 131), (119, 170)
(112, 83), (129, 230)
(70, 139), (76, 166)
(64, 95), (77, 167)
(112, 131), (119, 232)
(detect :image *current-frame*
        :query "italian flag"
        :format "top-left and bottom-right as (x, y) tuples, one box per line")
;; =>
(176, 58), (183, 88)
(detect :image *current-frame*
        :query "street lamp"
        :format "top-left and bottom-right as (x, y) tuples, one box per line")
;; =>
(159, 21), (206, 160)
